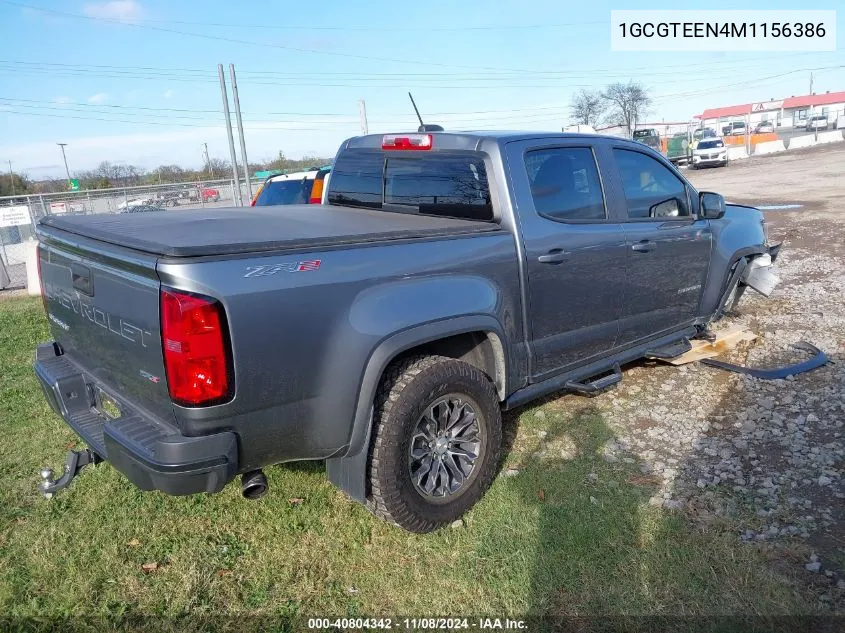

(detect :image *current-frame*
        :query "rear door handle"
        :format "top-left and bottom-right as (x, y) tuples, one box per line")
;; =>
(538, 249), (567, 264)
(631, 240), (654, 253)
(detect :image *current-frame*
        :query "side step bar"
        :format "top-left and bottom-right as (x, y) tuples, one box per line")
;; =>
(644, 338), (692, 360)
(564, 363), (622, 396)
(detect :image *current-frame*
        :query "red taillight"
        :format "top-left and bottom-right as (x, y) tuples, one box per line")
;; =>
(382, 134), (433, 150)
(160, 288), (232, 407)
(250, 183), (264, 206)
(308, 177), (324, 204)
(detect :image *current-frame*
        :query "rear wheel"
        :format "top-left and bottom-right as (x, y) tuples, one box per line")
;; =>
(368, 355), (502, 533)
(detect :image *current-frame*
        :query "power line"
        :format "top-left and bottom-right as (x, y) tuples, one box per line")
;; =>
(7, 2), (840, 78)
(0, 1), (573, 74)
(0, 52), (834, 78)
(98, 17), (609, 32)
(0, 108), (357, 131)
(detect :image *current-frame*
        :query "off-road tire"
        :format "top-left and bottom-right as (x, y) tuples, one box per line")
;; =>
(368, 355), (502, 533)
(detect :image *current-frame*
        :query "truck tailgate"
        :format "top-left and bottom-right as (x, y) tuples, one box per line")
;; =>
(38, 227), (175, 425)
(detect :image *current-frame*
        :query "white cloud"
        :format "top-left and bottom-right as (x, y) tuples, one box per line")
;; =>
(87, 93), (108, 104)
(163, 90), (175, 100)
(82, 0), (143, 24)
(54, 96), (74, 105)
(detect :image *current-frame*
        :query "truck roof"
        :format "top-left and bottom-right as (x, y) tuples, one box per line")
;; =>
(343, 130), (616, 153)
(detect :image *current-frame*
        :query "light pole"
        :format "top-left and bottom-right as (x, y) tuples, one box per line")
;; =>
(7, 160), (14, 196)
(57, 143), (71, 181)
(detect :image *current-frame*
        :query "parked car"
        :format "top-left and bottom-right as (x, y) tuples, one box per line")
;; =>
(116, 197), (152, 210)
(806, 115), (829, 131)
(186, 186), (220, 203)
(153, 191), (183, 207)
(693, 128), (718, 141)
(120, 204), (166, 214)
(33, 130), (781, 533)
(250, 166), (331, 207)
(722, 121), (747, 136)
(200, 186), (220, 203)
(690, 138), (728, 169)
(754, 121), (774, 134)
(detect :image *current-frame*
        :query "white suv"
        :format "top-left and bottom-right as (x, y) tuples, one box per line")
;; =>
(806, 115), (829, 131)
(690, 138), (728, 169)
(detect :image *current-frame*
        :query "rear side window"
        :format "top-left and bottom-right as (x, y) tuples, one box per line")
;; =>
(327, 150), (494, 221)
(613, 148), (690, 219)
(254, 178), (311, 206)
(384, 155), (492, 221)
(526, 147), (606, 221)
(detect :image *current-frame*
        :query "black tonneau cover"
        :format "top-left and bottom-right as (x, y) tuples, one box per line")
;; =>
(38, 205), (500, 257)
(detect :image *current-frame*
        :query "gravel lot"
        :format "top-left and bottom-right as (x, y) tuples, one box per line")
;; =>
(550, 143), (845, 608)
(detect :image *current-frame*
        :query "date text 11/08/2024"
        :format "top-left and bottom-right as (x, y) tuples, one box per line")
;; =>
(306, 618), (527, 630)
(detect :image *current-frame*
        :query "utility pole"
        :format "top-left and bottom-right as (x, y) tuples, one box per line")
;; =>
(7, 160), (14, 196)
(218, 64), (243, 206)
(57, 143), (71, 181)
(202, 143), (214, 178)
(229, 63), (253, 201)
(809, 72), (814, 94)
(358, 99), (369, 135)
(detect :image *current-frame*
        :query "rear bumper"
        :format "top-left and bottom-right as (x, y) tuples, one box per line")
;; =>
(34, 342), (238, 495)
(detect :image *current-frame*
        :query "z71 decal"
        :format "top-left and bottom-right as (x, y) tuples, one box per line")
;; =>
(244, 260), (321, 278)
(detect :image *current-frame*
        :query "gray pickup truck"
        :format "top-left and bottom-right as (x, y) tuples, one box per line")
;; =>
(33, 130), (780, 533)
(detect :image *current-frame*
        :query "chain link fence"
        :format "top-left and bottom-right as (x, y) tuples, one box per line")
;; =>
(0, 178), (260, 290)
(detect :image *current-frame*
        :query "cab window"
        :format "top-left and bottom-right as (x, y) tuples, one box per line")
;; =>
(613, 149), (690, 219)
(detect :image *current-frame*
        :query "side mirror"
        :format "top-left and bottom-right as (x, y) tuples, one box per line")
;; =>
(700, 192), (726, 219)
(649, 198), (681, 218)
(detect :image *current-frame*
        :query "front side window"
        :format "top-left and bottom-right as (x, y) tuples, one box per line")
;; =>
(525, 147), (606, 221)
(613, 148), (690, 219)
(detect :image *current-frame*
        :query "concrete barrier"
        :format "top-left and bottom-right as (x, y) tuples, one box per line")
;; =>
(727, 147), (749, 160)
(787, 135), (818, 150)
(754, 139), (786, 155)
(815, 130), (844, 144)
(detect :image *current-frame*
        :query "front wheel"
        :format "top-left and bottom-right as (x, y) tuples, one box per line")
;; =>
(368, 355), (502, 533)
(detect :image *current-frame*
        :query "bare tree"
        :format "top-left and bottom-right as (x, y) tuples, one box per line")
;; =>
(602, 81), (652, 137)
(570, 89), (605, 127)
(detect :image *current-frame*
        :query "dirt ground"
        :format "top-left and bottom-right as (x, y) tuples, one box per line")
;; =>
(575, 142), (845, 609)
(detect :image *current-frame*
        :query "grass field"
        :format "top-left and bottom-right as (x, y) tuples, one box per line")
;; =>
(0, 297), (822, 632)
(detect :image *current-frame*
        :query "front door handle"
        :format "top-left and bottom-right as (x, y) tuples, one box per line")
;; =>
(631, 240), (654, 253)
(538, 249), (567, 264)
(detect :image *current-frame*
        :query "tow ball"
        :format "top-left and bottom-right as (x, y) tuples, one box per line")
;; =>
(38, 448), (102, 498)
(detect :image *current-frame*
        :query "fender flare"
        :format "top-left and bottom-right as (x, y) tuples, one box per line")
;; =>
(704, 245), (768, 319)
(326, 314), (507, 502)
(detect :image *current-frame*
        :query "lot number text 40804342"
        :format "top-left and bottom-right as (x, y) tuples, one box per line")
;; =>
(307, 617), (527, 630)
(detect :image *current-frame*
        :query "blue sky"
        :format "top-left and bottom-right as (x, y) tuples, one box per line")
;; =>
(0, 0), (842, 178)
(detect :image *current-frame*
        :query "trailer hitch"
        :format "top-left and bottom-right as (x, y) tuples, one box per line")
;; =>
(38, 448), (102, 498)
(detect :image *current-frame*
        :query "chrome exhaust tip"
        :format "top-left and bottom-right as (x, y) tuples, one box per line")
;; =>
(241, 470), (268, 500)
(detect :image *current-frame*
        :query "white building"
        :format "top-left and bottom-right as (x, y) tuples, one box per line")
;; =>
(695, 90), (845, 131)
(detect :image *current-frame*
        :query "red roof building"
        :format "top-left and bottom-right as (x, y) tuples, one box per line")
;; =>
(695, 91), (845, 129)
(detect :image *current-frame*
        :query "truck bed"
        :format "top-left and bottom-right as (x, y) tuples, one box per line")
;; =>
(39, 205), (500, 257)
